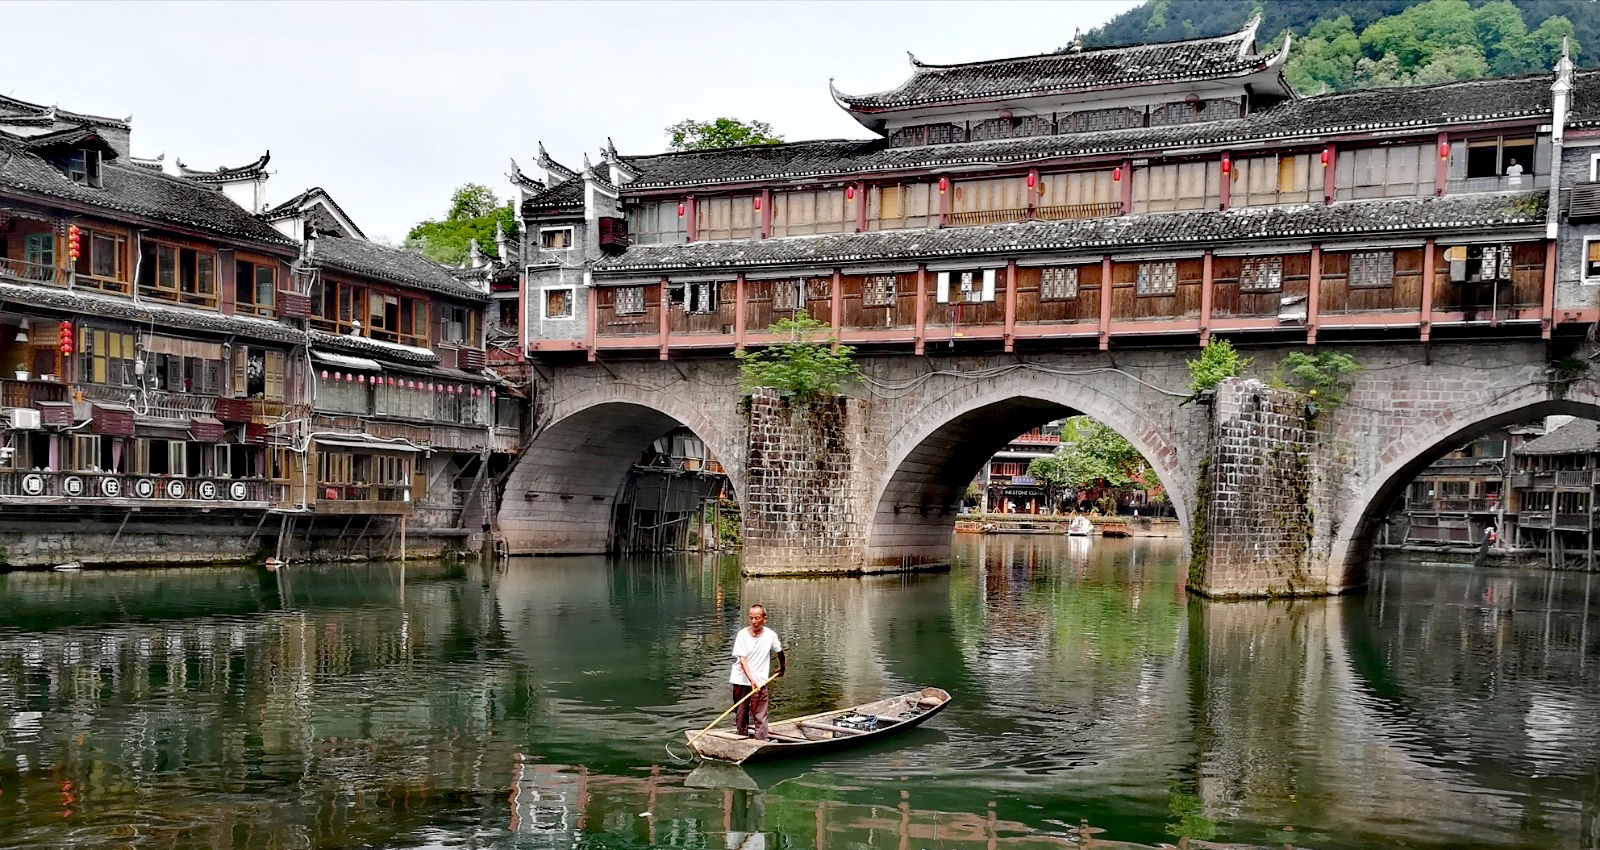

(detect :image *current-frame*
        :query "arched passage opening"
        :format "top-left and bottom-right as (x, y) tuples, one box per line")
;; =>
(865, 393), (1193, 568)
(1336, 399), (1600, 585)
(497, 401), (746, 556)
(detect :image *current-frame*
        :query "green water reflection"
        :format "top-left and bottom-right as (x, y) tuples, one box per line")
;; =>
(0, 538), (1598, 849)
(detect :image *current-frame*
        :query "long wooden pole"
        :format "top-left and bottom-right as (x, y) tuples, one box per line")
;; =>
(687, 672), (780, 749)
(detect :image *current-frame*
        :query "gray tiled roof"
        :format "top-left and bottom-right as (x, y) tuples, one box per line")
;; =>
(619, 73), (1559, 191)
(834, 25), (1269, 112)
(0, 137), (293, 247)
(1572, 69), (1600, 128)
(1515, 419), (1600, 455)
(592, 191), (1545, 274)
(312, 236), (488, 302)
(0, 280), (300, 345)
(522, 177), (584, 215)
(308, 330), (439, 365)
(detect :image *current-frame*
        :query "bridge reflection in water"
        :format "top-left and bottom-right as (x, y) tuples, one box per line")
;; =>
(0, 540), (1596, 849)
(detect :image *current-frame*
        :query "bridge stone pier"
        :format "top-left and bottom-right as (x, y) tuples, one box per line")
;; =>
(499, 340), (1598, 597)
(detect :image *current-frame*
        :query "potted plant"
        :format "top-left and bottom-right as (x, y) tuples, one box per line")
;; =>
(13, 362), (28, 381)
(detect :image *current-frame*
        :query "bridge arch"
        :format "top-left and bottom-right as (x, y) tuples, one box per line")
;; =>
(862, 372), (1198, 567)
(1330, 390), (1600, 586)
(497, 388), (746, 555)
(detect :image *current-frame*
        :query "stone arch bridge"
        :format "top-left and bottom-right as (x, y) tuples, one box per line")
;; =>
(498, 341), (1597, 597)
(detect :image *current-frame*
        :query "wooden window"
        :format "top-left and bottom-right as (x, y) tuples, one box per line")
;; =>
(62, 149), (102, 188)
(139, 241), (217, 307)
(1040, 267), (1079, 301)
(615, 286), (647, 315)
(773, 279), (807, 311)
(441, 304), (477, 343)
(1448, 244), (1513, 282)
(1335, 145), (1429, 200)
(1136, 262), (1178, 296)
(1068, 107), (1143, 133)
(311, 280), (370, 335)
(625, 201), (687, 245)
(23, 233), (54, 269)
(1585, 239), (1600, 282)
(686, 281), (719, 314)
(695, 196), (760, 241)
(543, 288), (574, 319)
(1132, 163), (1220, 213)
(863, 275), (897, 307)
(1239, 257), (1283, 292)
(1037, 170), (1118, 210)
(1348, 251), (1396, 288)
(74, 229), (127, 289)
(234, 259), (274, 315)
(935, 269), (996, 303)
(234, 346), (285, 400)
(868, 183), (935, 230)
(540, 227), (574, 250)
(1232, 154), (1315, 207)
(772, 190), (847, 237)
(950, 176), (1031, 223)
(80, 327), (137, 386)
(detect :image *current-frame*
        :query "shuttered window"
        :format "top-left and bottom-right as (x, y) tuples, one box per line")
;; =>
(626, 201), (687, 245)
(1132, 163), (1220, 213)
(772, 190), (848, 237)
(1586, 240), (1600, 281)
(1231, 154), (1316, 207)
(695, 197), (760, 241)
(868, 184), (935, 230)
(1335, 145), (1430, 200)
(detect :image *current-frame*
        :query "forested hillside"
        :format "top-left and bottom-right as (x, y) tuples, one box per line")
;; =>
(1082, 0), (1594, 93)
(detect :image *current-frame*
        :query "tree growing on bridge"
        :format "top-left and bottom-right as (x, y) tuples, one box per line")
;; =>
(1273, 351), (1362, 408)
(1186, 338), (1250, 395)
(735, 316), (860, 400)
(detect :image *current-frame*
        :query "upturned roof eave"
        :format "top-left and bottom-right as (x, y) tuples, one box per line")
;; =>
(0, 183), (298, 254)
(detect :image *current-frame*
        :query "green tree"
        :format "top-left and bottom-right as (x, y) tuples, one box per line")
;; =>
(1026, 453), (1076, 511)
(666, 118), (783, 152)
(406, 183), (518, 267)
(1052, 418), (1149, 492)
(1285, 15), (1361, 93)
(1273, 350), (1362, 405)
(734, 316), (860, 400)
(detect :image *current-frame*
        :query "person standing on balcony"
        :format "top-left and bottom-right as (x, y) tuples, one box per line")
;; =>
(1506, 158), (1524, 186)
(730, 604), (785, 740)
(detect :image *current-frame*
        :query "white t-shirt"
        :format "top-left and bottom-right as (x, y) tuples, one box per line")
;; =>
(729, 626), (782, 685)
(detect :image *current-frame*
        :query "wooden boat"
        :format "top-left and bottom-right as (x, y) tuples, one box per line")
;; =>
(685, 687), (951, 764)
(1066, 516), (1094, 537)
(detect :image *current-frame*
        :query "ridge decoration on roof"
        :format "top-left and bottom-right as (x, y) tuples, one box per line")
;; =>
(177, 151), (270, 183)
(262, 186), (367, 240)
(537, 142), (578, 184)
(830, 18), (1291, 132)
(0, 93), (131, 131)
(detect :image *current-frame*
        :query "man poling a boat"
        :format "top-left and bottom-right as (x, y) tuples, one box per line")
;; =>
(730, 604), (785, 741)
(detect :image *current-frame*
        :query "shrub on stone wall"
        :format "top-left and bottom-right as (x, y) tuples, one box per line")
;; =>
(1186, 339), (1251, 395)
(1272, 351), (1362, 408)
(735, 316), (861, 401)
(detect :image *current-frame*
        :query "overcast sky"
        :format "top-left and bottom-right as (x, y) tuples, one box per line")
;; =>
(6, 0), (1139, 243)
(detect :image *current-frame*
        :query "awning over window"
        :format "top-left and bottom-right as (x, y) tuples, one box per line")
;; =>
(311, 350), (384, 372)
(313, 436), (422, 453)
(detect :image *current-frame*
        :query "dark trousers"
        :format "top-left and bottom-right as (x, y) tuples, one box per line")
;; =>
(732, 684), (769, 740)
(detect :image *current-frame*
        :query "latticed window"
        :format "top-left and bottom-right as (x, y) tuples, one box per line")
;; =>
(1040, 267), (1079, 301)
(1069, 107), (1144, 133)
(1348, 251), (1395, 288)
(864, 275), (897, 307)
(1239, 257), (1283, 292)
(615, 286), (646, 315)
(1136, 262), (1178, 296)
(773, 279), (807, 311)
(688, 281), (719, 314)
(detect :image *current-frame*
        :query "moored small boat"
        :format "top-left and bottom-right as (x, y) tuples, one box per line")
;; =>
(1066, 516), (1094, 537)
(685, 687), (951, 764)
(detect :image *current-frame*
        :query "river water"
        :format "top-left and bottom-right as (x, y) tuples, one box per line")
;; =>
(1, 536), (1597, 850)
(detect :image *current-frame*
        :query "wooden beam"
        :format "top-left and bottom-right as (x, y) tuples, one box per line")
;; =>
(1421, 238), (1435, 343)
(854, 181), (867, 233)
(1199, 250), (1214, 346)
(1307, 245), (1321, 345)
(659, 277), (670, 360)
(1543, 240), (1557, 339)
(1099, 255), (1113, 351)
(830, 269), (843, 351)
(914, 264), (927, 356)
(1003, 260), (1017, 352)
(586, 282), (598, 362)
(734, 273), (746, 351)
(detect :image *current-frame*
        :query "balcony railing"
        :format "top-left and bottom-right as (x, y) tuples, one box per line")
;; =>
(144, 389), (217, 420)
(0, 470), (268, 504)
(1446, 174), (1551, 195)
(943, 202), (1123, 228)
(1407, 497), (1501, 512)
(1557, 469), (1593, 489)
(0, 257), (70, 287)
(1, 378), (69, 408)
(1034, 202), (1124, 221)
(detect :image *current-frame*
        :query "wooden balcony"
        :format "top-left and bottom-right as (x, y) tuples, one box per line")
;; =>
(0, 257), (70, 287)
(312, 483), (413, 516)
(1, 378), (69, 409)
(943, 202), (1122, 228)
(0, 469), (269, 508)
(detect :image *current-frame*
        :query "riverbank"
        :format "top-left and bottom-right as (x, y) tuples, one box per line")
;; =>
(955, 514), (1180, 538)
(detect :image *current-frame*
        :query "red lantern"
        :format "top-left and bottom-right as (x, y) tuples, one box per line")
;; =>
(846, 185), (856, 200)
(358, 374), (365, 384)
(1220, 153), (1231, 175)
(1438, 140), (1450, 160)
(345, 373), (353, 383)
(1026, 172), (1037, 188)
(753, 195), (761, 211)
(1320, 149), (1331, 167)
(1112, 167), (1122, 182)
(67, 225), (81, 261)
(321, 370), (329, 379)
(677, 202), (685, 217)
(490, 389), (497, 399)
(938, 176), (949, 193)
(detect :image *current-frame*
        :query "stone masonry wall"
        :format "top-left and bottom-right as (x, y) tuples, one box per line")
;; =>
(741, 388), (866, 574)
(1197, 379), (1324, 598)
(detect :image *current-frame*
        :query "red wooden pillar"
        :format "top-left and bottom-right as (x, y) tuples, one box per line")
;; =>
(734, 273), (747, 350)
(854, 181), (867, 233)
(1199, 250), (1214, 346)
(1003, 261), (1017, 352)
(1435, 133), (1450, 196)
(830, 269), (843, 351)
(759, 189), (773, 239)
(1099, 255), (1113, 351)
(914, 265), (927, 356)
(658, 277), (671, 360)
(1543, 240), (1558, 340)
(1421, 238), (1436, 343)
(1322, 144), (1337, 204)
(1307, 245), (1322, 345)
(685, 196), (698, 242)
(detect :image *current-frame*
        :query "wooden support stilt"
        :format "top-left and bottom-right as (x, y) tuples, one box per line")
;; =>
(400, 516), (407, 562)
(109, 509), (134, 551)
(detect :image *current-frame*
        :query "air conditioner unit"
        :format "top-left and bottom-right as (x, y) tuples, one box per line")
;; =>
(8, 409), (42, 430)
